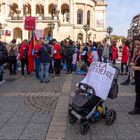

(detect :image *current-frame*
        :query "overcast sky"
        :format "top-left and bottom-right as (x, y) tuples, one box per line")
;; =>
(106, 0), (140, 36)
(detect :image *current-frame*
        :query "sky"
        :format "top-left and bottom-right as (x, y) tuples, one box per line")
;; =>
(106, 0), (140, 37)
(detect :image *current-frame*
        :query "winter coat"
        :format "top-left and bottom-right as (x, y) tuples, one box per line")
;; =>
(37, 45), (51, 63)
(34, 44), (41, 58)
(53, 43), (62, 60)
(112, 46), (118, 61)
(8, 42), (18, 57)
(102, 43), (110, 58)
(121, 45), (129, 63)
(19, 43), (29, 60)
(0, 43), (8, 64)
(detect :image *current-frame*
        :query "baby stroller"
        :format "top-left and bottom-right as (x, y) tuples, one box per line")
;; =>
(69, 63), (119, 135)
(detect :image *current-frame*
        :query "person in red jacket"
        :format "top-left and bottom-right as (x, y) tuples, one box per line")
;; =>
(19, 39), (30, 76)
(52, 39), (62, 77)
(34, 39), (42, 79)
(112, 42), (118, 64)
(121, 40), (130, 75)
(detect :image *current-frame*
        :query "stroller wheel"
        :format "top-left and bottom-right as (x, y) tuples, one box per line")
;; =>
(80, 122), (90, 135)
(69, 113), (77, 124)
(105, 109), (116, 126)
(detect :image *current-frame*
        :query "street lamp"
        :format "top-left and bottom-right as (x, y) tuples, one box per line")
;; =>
(48, 22), (55, 38)
(107, 26), (113, 36)
(83, 24), (90, 42)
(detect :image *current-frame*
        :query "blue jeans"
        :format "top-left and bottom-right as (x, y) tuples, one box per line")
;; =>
(0, 64), (3, 82)
(40, 63), (50, 82)
(35, 58), (40, 79)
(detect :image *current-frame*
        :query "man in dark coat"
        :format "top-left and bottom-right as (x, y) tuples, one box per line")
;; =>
(0, 41), (8, 84)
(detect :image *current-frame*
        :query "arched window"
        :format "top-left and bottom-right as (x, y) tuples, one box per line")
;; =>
(87, 10), (90, 25)
(13, 27), (22, 40)
(77, 9), (83, 24)
(61, 4), (69, 22)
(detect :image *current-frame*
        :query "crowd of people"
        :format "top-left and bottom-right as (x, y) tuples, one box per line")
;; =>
(0, 37), (134, 84)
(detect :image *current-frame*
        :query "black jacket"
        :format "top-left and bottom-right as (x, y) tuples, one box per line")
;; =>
(0, 42), (8, 64)
(37, 45), (51, 63)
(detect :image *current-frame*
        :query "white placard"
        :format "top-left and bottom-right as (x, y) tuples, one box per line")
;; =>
(81, 62), (116, 100)
(35, 29), (44, 39)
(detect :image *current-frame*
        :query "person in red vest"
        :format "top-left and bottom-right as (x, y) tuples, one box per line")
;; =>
(120, 40), (130, 75)
(52, 39), (62, 77)
(112, 42), (118, 64)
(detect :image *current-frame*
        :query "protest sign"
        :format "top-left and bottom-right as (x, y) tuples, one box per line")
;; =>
(35, 29), (44, 39)
(24, 17), (36, 30)
(81, 62), (116, 100)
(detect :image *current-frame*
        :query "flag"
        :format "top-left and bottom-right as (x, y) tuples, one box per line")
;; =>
(28, 31), (37, 73)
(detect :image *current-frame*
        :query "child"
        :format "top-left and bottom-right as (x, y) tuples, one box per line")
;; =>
(72, 47), (78, 71)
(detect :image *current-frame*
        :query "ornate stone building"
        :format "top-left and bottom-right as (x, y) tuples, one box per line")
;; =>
(128, 14), (140, 40)
(0, 0), (107, 43)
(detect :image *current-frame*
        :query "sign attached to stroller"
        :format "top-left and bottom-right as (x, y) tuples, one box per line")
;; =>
(81, 62), (116, 100)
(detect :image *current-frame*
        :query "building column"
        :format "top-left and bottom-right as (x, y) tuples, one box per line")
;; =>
(5, 0), (10, 18)
(103, 10), (106, 30)
(84, 2), (87, 25)
(44, 0), (49, 17)
(58, 0), (62, 22)
(69, 0), (73, 24)
(73, 2), (76, 25)
(18, 0), (23, 17)
(31, 0), (36, 16)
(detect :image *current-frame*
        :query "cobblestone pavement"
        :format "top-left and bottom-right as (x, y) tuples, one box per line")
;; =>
(0, 65), (139, 140)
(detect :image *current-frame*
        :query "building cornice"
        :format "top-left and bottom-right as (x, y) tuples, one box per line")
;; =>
(95, 0), (107, 7)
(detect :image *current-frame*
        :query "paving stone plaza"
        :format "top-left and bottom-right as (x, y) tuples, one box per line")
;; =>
(0, 67), (140, 140)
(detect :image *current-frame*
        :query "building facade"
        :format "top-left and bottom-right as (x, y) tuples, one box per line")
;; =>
(0, 0), (107, 43)
(128, 14), (140, 40)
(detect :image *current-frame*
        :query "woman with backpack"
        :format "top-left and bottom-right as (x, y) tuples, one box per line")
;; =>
(8, 39), (18, 75)
(37, 40), (51, 83)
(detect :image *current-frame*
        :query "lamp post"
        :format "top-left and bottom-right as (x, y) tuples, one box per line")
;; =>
(107, 26), (113, 36)
(48, 22), (55, 38)
(83, 24), (90, 42)
(107, 26), (113, 45)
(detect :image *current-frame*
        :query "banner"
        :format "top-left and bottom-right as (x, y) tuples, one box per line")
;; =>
(24, 17), (36, 30)
(81, 62), (116, 100)
(5, 29), (11, 36)
(35, 29), (44, 39)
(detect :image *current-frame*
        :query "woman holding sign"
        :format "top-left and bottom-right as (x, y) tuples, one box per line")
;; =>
(129, 35), (140, 115)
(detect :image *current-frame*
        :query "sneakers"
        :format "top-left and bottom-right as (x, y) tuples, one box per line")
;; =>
(120, 81), (130, 86)
(45, 80), (50, 83)
(0, 80), (6, 85)
(128, 108), (140, 115)
(131, 81), (135, 85)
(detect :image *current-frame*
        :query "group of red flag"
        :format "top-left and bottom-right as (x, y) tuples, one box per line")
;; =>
(28, 31), (37, 73)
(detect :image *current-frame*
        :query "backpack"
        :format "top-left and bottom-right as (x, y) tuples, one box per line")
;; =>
(9, 48), (16, 56)
(108, 79), (118, 99)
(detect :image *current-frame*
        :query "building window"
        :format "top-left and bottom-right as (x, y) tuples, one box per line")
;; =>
(87, 10), (90, 25)
(77, 9), (83, 24)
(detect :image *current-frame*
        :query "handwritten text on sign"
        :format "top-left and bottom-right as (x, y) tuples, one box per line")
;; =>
(81, 62), (116, 100)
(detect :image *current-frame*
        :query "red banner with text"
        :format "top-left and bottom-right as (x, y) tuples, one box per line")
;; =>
(24, 17), (36, 31)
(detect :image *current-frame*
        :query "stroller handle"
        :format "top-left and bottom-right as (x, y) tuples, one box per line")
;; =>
(78, 82), (95, 95)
